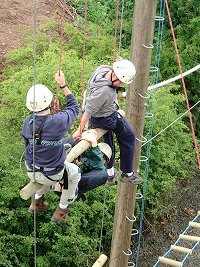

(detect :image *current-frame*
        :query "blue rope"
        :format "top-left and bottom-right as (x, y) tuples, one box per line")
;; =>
(135, 1), (166, 266)
(153, 212), (200, 266)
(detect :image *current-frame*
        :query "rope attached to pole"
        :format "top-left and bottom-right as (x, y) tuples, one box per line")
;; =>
(165, 0), (200, 169)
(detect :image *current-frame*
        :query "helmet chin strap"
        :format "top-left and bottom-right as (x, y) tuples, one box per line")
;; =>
(111, 71), (120, 84)
(41, 105), (51, 112)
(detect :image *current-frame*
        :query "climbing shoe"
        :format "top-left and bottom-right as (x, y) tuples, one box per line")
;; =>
(120, 172), (143, 185)
(28, 197), (49, 213)
(51, 207), (68, 224)
(106, 169), (118, 186)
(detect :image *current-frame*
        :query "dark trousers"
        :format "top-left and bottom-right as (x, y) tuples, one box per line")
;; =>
(90, 112), (135, 173)
(78, 170), (108, 195)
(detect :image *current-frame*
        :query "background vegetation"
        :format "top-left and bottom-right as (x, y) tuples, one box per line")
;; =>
(0, 0), (199, 266)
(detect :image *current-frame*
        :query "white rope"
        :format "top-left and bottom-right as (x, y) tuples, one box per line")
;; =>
(148, 64), (200, 90)
(141, 100), (200, 147)
(33, 0), (37, 265)
(98, 189), (107, 255)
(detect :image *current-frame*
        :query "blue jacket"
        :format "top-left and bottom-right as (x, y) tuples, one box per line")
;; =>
(22, 94), (79, 175)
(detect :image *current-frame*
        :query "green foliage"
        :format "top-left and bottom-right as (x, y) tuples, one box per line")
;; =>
(0, 1), (198, 265)
(142, 86), (196, 217)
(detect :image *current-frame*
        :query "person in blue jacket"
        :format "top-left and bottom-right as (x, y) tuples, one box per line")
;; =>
(73, 59), (142, 185)
(22, 70), (80, 224)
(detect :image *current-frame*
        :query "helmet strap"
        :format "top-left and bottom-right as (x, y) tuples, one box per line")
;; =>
(42, 105), (51, 112)
(111, 71), (120, 84)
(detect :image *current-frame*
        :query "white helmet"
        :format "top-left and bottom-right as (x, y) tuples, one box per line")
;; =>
(113, 59), (136, 84)
(26, 84), (53, 112)
(98, 142), (112, 161)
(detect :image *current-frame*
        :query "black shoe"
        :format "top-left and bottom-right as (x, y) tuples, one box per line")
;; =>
(106, 169), (118, 186)
(120, 172), (142, 185)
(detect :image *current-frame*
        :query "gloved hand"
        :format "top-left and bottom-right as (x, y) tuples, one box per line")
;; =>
(81, 129), (97, 147)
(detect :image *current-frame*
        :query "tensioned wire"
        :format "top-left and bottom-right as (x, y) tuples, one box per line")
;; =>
(135, 1), (166, 266)
(141, 100), (200, 148)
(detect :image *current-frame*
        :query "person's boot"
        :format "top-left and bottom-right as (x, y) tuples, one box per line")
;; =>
(120, 172), (143, 185)
(28, 197), (49, 213)
(51, 207), (68, 224)
(106, 168), (118, 186)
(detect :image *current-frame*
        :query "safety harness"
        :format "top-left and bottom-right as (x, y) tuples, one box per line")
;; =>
(28, 115), (68, 189)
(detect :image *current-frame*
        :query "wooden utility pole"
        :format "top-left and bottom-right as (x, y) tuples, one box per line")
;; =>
(109, 1), (157, 266)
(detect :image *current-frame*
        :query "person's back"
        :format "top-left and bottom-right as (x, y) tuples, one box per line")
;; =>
(22, 70), (81, 224)
(22, 97), (79, 173)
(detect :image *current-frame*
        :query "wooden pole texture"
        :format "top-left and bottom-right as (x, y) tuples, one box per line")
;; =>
(109, 1), (157, 266)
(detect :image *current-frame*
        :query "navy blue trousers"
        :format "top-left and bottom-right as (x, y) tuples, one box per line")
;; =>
(90, 111), (136, 173)
(54, 170), (108, 197)
(78, 170), (108, 195)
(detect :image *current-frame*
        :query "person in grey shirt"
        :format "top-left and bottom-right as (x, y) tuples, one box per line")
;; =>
(73, 59), (142, 185)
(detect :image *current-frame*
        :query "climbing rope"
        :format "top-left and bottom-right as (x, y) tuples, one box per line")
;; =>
(54, 0), (66, 112)
(80, 0), (88, 120)
(113, 0), (120, 61)
(118, 0), (125, 55)
(33, 0), (37, 266)
(165, 0), (200, 169)
(135, 1), (166, 266)
(98, 189), (107, 255)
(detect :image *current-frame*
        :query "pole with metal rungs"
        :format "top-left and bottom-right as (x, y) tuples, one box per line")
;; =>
(109, 1), (157, 266)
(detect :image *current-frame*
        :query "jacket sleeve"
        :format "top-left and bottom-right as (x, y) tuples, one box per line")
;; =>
(54, 93), (79, 132)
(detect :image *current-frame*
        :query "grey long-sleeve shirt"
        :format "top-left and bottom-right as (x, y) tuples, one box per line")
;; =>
(84, 65), (118, 118)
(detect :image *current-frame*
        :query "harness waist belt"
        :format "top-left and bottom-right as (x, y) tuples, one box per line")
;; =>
(32, 165), (63, 172)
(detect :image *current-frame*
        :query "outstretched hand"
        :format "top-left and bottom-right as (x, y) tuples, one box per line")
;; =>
(72, 129), (82, 142)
